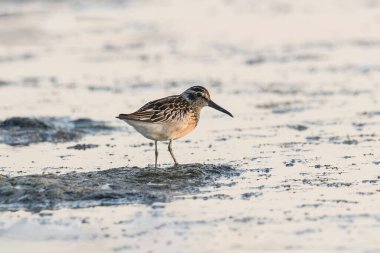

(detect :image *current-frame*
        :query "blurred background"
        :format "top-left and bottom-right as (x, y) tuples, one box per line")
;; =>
(1, 0), (380, 252)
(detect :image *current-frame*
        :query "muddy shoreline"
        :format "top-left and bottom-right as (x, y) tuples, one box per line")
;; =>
(0, 164), (238, 212)
(0, 117), (116, 146)
(1, 0), (380, 252)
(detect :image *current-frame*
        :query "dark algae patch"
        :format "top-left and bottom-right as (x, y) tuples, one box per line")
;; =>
(0, 117), (50, 129)
(0, 164), (238, 212)
(0, 117), (114, 146)
(67, 144), (99, 150)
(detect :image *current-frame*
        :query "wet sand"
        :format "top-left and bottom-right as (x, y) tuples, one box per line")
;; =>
(1, 0), (380, 252)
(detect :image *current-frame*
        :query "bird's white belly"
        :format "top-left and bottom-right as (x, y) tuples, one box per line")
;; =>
(124, 119), (196, 141)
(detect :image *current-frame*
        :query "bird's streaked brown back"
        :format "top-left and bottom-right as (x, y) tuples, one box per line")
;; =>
(117, 95), (194, 123)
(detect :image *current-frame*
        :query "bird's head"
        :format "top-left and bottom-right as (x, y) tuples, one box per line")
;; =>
(181, 86), (233, 117)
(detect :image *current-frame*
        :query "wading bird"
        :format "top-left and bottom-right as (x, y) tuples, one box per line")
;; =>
(117, 86), (233, 167)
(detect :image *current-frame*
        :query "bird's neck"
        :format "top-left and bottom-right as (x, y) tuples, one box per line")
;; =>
(190, 104), (203, 118)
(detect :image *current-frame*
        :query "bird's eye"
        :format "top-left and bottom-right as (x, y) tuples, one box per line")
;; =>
(196, 93), (201, 97)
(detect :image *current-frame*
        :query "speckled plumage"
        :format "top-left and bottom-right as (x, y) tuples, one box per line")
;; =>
(117, 86), (233, 167)
(118, 95), (197, 124)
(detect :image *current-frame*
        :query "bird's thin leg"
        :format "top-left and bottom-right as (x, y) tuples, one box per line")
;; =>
(168, 139), (178, 165)
(155, 141), (158, 168)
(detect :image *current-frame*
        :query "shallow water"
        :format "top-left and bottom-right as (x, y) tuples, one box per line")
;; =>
(1, 0), (380, 252)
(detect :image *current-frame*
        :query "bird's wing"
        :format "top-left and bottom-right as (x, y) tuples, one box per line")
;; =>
(117, 95), (190, 123)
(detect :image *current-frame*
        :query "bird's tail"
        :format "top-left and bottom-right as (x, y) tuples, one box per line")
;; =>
(116, 114), (129, 120)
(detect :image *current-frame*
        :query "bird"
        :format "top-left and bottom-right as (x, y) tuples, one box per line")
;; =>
(116, 86), (233, 167)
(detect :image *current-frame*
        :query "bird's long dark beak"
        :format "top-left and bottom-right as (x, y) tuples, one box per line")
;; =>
(208, 100), (233, 117)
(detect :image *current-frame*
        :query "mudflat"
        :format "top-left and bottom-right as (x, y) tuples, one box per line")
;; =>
(0, 0), (379, 252)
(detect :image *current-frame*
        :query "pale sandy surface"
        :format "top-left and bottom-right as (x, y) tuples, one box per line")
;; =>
(0, 0), (380, 252)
